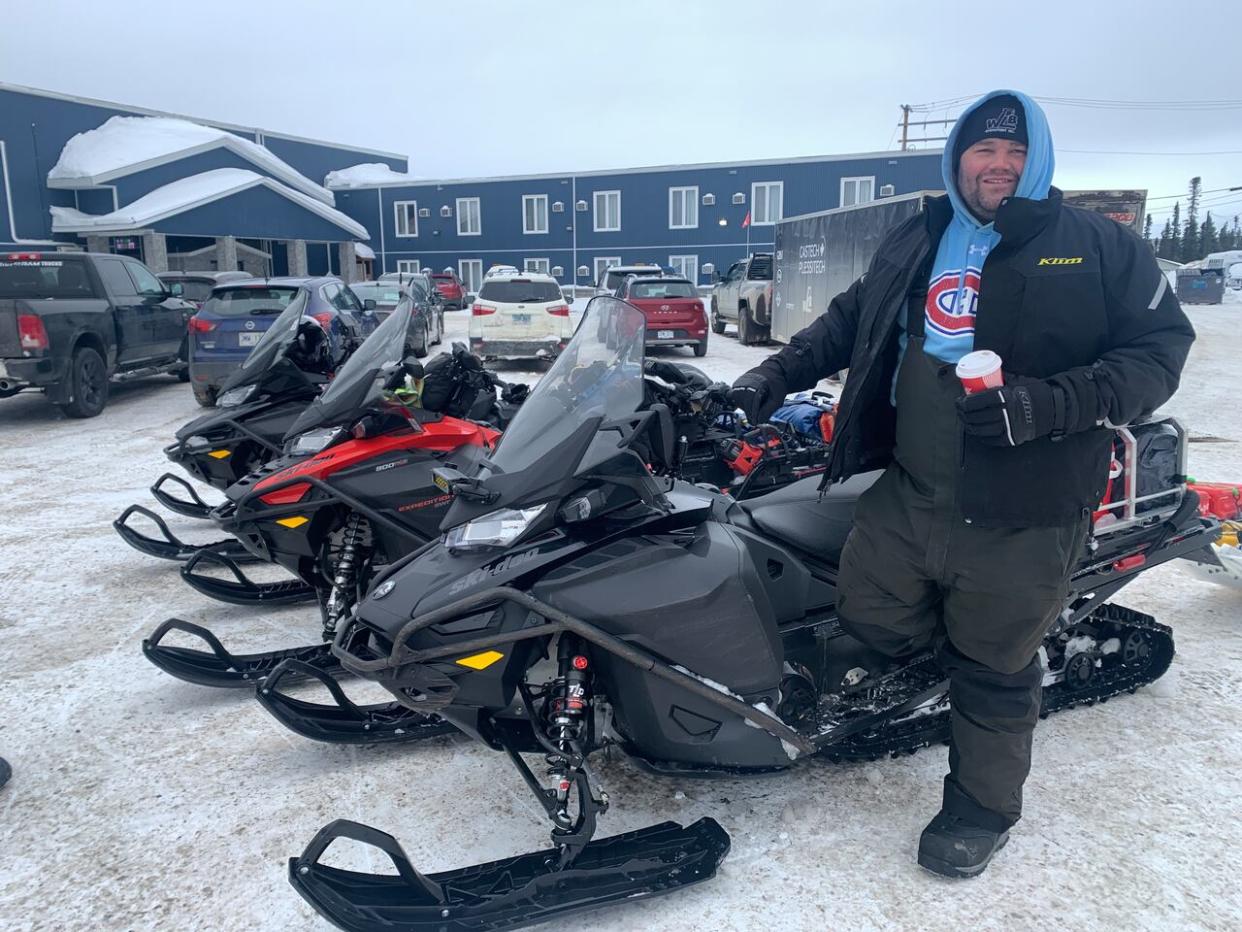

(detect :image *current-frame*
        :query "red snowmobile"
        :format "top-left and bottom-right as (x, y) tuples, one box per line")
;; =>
(142, 301), (520, 702)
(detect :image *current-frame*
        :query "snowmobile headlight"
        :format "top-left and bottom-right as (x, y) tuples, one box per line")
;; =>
(444, 504), (548, 552)
(218, 383), (257, 408)
(289, 426), (345, 456)
(183, 434), (212, 454)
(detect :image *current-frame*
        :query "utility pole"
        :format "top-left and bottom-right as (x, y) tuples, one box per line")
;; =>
(896, 105), (954, 150)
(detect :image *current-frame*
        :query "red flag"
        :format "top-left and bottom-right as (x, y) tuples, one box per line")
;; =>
(741, 211), (751, 229)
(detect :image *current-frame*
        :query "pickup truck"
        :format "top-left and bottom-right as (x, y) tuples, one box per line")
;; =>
(0, 251), (196, 417)
(710, 252), (773, 345)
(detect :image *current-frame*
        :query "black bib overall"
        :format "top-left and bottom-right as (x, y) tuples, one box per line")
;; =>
(836, 295), (1086, 830)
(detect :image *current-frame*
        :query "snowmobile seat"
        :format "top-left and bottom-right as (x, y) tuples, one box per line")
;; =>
(734, 471), (880, 564)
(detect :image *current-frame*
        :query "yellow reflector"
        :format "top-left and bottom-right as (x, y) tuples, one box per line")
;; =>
(275, 516), (309, 529)
(208, 449), (231, 459)
(455, 650), (504, 670)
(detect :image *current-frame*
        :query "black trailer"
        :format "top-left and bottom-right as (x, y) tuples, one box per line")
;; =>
(771, 191), (939, 343)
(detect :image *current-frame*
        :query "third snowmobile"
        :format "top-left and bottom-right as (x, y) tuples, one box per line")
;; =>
(272, 297), (1216, 931)
(142, 301), (521, 693)
(114, 290), (340, 562)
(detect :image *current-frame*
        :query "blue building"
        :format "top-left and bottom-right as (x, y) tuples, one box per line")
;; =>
(3, 81), (943, 291)
(327, 149), (943, 293)
(0, 82), (406, 277)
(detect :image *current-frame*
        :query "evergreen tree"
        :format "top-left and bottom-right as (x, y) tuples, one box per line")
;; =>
(1170, 202), (1182, 260)
(1181, 177), (1201, 262)
(1158, 218), (1173, 260)
(1143, 213), (1153, 249)
(1200, 212), (1219, 256)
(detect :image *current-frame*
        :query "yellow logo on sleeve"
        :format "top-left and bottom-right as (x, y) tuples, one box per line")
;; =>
(1037, 257), (1084, 266)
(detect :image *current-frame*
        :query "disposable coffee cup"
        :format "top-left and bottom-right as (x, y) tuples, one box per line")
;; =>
(955, 350), (1004, 394)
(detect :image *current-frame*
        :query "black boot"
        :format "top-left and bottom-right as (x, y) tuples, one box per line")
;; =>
(0, 756), (10, 791)
(917, 810), (1009, 878)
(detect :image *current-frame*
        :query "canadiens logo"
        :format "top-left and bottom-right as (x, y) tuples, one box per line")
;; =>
(925, 267), (981, 338)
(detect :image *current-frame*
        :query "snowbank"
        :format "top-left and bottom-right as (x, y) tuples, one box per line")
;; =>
(50, 168), (369, 240)
(47, 115), (333, 205)
(324, 162), (420, 189)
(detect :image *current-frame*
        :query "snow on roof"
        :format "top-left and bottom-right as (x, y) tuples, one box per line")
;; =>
(47, 116), (334, 205)
(50, 168), (369, 240)
(324, 162), (421, 189)
(353, 242), (375, 260)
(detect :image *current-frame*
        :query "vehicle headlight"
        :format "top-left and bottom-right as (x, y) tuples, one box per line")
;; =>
(289, 426), (345, 456)
(217, 384), (257, 408)
(444, 503), (548, 552)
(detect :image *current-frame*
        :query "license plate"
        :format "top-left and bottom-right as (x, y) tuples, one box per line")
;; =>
(511, 314), (531, 324)
(238, 331), (262, 346)
(657, 330), (675, 340)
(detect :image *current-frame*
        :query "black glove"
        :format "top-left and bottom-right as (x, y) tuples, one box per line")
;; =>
(729, 372), (781, 425)
(957, 376), (1065, 447)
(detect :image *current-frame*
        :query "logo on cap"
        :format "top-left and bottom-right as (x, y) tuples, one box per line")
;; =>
(985, 107), (1019, 135)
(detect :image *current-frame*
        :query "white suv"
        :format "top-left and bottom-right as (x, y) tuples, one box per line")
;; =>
(594, 263), (666, 296)
(469, 271), (572, 360)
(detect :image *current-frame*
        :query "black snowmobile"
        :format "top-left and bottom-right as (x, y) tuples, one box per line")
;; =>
(268, 296), (1215, 932)
(145, 349), (829, 706)
(143, 301), (524, 696)
(114, 290), (339, 563)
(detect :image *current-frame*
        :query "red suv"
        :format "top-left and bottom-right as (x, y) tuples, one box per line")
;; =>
(430, 271), (467, 310)
(617, 275), (709, 357)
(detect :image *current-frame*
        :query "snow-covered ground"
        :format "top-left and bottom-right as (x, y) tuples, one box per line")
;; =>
(0, 301), (1240, 931)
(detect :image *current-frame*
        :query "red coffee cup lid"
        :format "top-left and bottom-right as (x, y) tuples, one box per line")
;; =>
(955, 350), (1002, 380)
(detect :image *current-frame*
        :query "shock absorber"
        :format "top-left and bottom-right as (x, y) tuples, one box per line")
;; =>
(546, 637), (592, 825)
(323, 512), (366, 639)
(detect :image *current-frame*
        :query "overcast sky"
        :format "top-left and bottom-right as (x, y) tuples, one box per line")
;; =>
(4, 0), (1240, 229)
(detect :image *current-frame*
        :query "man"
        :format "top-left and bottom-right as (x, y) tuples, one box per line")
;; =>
(729, 90), (1193, 877)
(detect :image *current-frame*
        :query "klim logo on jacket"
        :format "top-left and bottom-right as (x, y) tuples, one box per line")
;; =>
(985, 108), (1020, 135)
(925, 267), (981, 339)
(1037, 257), (1084, 266)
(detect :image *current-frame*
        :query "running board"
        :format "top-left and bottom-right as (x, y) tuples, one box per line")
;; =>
(143, 619), (339, 688)
(256, 659), (456, 744)
(289, 817), (730, 932)
(180, 549), (316, 606)
(150, 473), (219, 519)
(113, 504), (258, 563)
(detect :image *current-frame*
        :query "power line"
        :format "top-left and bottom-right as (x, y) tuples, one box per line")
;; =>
(1147, 196), (1242, 218)
(908, 94), (1242, 115)
(1060, 148), (1242, 156)
(1036, 96), (1242, 112)
(1147, 186), (1242, 201)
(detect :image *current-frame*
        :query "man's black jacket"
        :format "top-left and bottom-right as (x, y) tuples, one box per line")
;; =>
(749, 189), (1195, 526)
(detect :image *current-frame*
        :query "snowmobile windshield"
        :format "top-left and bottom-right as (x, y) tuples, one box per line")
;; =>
(284, 295), (416, 438)
(216, 290), (312, 395)
(489, 295), (647, 476)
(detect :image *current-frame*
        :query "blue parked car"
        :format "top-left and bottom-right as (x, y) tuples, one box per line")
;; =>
(187, 276), (377, 406)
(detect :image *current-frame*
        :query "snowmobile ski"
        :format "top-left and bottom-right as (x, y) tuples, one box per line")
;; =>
(179, 549), (316, 606)
(143, 618), (341, 688)
(256, 658), (456, 744)
(113, 504), (260, 564)
(149, 472), (219, 519)
(289, 816), (730, 932)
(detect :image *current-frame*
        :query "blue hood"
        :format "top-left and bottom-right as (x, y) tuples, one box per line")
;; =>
(901, 89), (1058, 368)
(942, 89), (1055, 225)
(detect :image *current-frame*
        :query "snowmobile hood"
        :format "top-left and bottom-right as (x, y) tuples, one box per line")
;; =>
(942, 89), (1054, 226)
